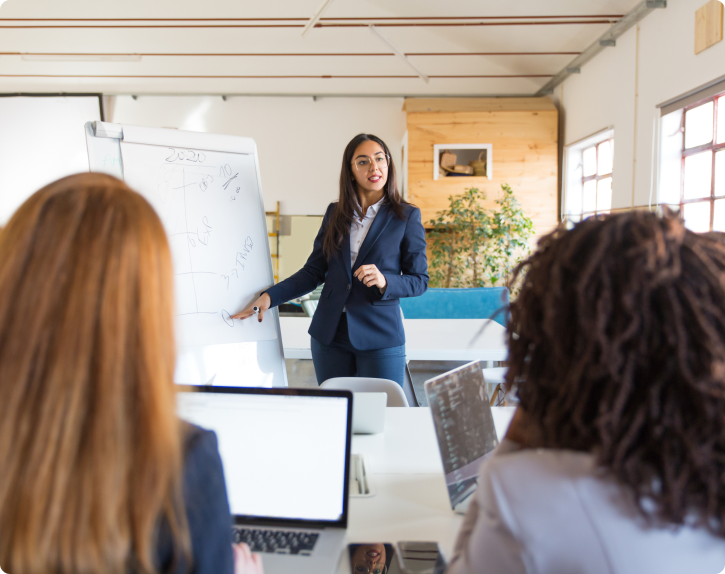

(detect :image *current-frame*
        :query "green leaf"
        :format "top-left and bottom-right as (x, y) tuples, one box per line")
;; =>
(426, 184), (533, 295)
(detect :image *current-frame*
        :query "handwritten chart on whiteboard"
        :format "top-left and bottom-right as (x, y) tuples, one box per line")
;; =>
(120, 142), (276, 348)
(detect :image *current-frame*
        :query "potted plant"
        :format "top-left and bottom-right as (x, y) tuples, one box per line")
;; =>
(427, 184), (534, 291)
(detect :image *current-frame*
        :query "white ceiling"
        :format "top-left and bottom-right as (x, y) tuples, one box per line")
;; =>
(0, 0), (644, 96)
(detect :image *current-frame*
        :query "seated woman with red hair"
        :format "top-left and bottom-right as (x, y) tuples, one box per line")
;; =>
(0, 174), (262, 574)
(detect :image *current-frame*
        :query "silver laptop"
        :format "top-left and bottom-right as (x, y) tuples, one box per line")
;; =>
(177, 386), (352, 574)
(352, 392), (387, 434)
(424, 361), (499, 514)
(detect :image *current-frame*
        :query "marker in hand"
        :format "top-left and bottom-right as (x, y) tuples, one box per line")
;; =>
(230, 293), (271, 322)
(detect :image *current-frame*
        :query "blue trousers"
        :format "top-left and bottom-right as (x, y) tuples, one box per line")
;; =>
(310, 313), (407, 387)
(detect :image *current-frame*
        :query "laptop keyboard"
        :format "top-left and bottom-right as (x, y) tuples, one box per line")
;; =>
(232, 528), (319, 556)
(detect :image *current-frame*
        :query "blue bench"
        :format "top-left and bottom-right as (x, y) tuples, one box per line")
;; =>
(399, 287), (510, 327)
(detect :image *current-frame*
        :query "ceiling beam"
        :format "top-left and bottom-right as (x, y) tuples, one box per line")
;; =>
(301, 0), (336, 37)
(369, 25), (429, 84)
(535, 0), (667, 96)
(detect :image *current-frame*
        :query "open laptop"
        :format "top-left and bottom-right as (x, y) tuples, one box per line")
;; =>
(424, 361), (499, 514)
(176, 386), (352, 574)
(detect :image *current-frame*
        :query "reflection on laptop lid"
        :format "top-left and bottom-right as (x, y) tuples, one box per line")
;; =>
(424, 361), (499, 513)
(176, 386), (353, 528)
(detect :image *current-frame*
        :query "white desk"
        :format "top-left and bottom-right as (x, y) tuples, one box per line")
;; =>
(351, 407), (515, 475)
(280, 317), (507, 362)
(341, 406), (516, 572)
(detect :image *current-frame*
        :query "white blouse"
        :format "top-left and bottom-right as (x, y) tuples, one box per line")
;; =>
(447, 440), (725, 574)
(350, 197), (384, 268)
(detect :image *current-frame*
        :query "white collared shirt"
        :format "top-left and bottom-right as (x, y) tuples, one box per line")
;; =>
(446, 439), (725, 574)
(350, 197), (384, 268)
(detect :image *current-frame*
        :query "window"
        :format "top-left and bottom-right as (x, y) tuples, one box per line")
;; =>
(679, 94), (725, 232)
(563, 129), (614, 224)
(580, 139), (614, 220)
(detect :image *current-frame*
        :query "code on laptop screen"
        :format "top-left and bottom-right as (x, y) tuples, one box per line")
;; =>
(425, 363), (499, 508)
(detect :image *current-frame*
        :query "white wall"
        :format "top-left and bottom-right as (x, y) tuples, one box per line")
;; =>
(109, 96), (407, 216)
(553, 0), (725, 210)
(278, 216), (324, 282)
(0, 96), (102, 225)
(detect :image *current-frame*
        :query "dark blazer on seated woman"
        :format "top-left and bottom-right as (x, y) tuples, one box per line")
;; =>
(0, 175), (244, 574)
(156, 424), (234, 574)
(265, 200), (428, 351)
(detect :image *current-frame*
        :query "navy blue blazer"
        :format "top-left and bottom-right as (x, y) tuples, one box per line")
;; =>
(155, 424), (234, 574)
(265, 202), (428, 350)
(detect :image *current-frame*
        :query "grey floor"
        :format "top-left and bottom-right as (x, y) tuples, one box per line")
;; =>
(285, 359), (319, 389)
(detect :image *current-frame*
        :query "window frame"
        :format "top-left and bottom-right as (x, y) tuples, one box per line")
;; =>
(581, 138), (614, 219)
(679, 94), (725, 231)
(562, 128), (615, 225)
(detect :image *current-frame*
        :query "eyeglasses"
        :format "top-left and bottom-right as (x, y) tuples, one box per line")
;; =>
(353, 154), (390, 172)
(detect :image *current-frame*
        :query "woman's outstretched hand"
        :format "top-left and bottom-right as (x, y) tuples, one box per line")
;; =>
(354, 264), (387, 292)
(233, 543), (264, 574)
(231, 293), (271, 323)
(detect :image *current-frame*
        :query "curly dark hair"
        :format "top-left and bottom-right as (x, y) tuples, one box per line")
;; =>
(507, 210), (725, 535)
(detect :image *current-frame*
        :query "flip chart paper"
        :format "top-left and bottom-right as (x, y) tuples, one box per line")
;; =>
(120, 141), (276, 348)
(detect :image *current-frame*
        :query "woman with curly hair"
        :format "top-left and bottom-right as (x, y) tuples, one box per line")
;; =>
(448, 212), (725, 574)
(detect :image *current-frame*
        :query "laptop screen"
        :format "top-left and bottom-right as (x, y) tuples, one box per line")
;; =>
(176, 386), (351, 525)
(424, 361), (499, 509)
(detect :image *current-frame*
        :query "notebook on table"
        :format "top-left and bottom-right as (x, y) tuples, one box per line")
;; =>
(177, 385), (352, 574)
(424, 360), (499, 514)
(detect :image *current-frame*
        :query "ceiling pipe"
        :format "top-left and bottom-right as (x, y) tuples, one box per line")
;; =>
(0, 73), (548, 79)
(0, 15), (626, 22)
(93, 92), (539, 98)
(0, 20), (628, 30)
(2, 51), (583, 57)
(535, 0), (666, 96)
(369, 25), (429, 84)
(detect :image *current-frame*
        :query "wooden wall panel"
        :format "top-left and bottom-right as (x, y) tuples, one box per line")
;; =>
(695, 0), (724, 55)
(406, 108), (559, 240)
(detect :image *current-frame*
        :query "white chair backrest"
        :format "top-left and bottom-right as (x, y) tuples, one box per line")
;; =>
(481, 367), (507, 385)
(321, 377), (409, 407)
(300, 299), (318, 317)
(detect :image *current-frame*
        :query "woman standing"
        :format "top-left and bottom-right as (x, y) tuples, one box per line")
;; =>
(233, 134), (428, 387)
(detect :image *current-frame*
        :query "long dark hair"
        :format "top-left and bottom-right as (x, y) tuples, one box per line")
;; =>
(507, 211), (725, 536)
(323, 133), (409, 260)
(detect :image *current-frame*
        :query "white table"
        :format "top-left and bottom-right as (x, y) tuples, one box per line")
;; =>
(340, 406), (517, 573)
(280, 317), (507, 362)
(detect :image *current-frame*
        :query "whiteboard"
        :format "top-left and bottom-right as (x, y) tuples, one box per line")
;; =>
(85, 121), (287, 387)
(0, 96), (102, 225)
